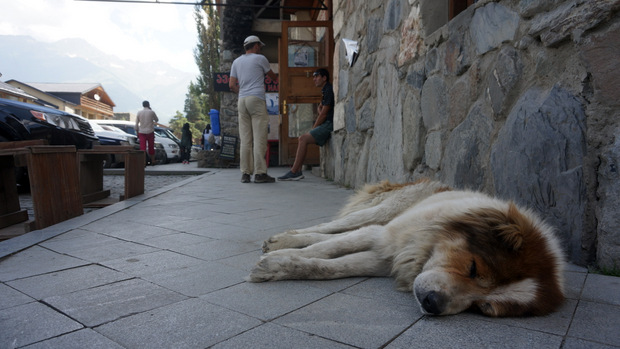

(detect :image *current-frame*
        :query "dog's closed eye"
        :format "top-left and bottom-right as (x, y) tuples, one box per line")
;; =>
(469, 259), (477, 279)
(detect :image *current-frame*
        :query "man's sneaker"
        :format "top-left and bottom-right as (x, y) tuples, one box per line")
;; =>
(254, 173), (276, 183)
(278, 171), (304, 181)
(241, 173), (251, 183)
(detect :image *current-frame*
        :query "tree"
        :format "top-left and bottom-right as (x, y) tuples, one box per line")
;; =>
(171, 4), (220, 144)
(193, 3), (220, 115)
(184, 81), (204, 124)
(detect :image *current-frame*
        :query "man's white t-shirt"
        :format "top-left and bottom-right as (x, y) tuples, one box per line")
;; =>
(230, 53), (271, 100)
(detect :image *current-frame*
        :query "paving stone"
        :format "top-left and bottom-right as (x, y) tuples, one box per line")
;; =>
(202, 281), (333, 321)
(385, 315), (563, 348)
(0, 283), (33, 310)
(39, 229), (159, 263)
(95, 297), (262, 349)
(562, 337), (620, 349)
(211, 322), (355, 349)
(142, 261), (247, 297)
(274, 292), (421, 349)
(100, 249), (205, 277)
(7, 264), (130, 300)
(581, 273), (620, 306)
(21, 328), (124, 349)
(0, 246), (88, 282)
(0, 302), (82, 348)
(568, 300), (620, 347)
(43, 278), (187, 327)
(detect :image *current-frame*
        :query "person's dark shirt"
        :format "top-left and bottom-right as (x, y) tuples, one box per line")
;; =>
(321, 82), (335, 122)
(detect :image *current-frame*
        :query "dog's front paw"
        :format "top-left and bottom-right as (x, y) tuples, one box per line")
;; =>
(262, 230), (299, 253)
(247, 254), (295, 282)
(247, 257), (275, 282)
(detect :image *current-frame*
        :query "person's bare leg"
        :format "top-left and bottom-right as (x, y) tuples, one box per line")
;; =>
(291, 133), (316, 173)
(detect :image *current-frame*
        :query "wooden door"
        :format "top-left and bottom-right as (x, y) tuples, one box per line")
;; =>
(279, 21), (333, 165)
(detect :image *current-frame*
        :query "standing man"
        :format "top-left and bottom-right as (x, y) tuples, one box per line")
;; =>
(229, 35), (278, 183)
(136, 100), (159, 166)
(278, 68), (334, 181)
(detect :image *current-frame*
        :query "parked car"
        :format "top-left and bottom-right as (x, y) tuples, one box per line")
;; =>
(93, 120), (179, 163)
(88, 120), (139, 167)
(0, 97), (98, 148)
(154, 126), (181, 146)
(88, 120), (135, 146)
(96, 122), (166, 165)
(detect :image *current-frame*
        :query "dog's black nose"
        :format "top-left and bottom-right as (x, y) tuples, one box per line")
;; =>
(421, 291), (443, 315)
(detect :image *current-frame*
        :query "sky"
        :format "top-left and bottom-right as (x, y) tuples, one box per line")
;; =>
(1, 0), (201, 75)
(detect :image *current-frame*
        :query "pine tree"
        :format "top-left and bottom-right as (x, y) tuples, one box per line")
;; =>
(193, 3), (220, 116)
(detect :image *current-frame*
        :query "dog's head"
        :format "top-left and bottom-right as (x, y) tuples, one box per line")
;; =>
(413, 203), (565, 317)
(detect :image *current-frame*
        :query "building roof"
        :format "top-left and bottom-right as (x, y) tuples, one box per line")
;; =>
(25, 82), (103, 94)
(0, 80), (37, 99)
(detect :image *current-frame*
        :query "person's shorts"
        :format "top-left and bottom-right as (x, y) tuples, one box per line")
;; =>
(309, 121), (333, 146)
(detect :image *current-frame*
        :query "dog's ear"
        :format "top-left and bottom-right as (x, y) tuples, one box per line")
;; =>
(495, 203), (526, 251)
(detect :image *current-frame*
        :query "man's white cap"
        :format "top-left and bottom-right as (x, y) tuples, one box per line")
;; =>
(244, 35), (265, 46)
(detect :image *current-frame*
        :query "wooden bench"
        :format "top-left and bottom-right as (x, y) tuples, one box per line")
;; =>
(78, 145), (145, 204)
(0, 141), (83, 232)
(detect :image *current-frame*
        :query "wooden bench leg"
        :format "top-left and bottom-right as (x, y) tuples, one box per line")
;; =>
(27, 148), (83, 230)
(123, 151), (145, 199)
(79, 153), (111, 204)
(0, 156), (28, 229)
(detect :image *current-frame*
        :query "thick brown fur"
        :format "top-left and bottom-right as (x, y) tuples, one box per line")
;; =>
(249, 180), (565, 317)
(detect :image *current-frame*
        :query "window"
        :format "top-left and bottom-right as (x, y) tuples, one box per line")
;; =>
(450, 0), (477, 19)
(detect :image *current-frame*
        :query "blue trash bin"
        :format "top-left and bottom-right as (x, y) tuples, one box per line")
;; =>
(209, 109), (221, 136)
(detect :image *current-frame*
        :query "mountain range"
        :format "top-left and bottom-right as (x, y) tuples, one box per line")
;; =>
(0, 35), (196, 124)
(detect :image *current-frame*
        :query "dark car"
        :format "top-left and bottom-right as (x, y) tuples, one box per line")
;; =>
(0, 97), (98, 148)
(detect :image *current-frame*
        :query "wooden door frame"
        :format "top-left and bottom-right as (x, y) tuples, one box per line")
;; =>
(278, 20), (333, 165)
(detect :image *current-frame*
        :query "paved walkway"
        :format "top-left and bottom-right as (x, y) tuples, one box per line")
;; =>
(1, 165), (619, 348)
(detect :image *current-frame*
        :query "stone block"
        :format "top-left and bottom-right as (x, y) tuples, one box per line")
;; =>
(581, 24), (620, 107)
(421, 75), (448, 131)
(519, 0), (562, 18)
(529, 0), (619, 47)
(424, 131), (443, 170)
(345, 97), (356, 133)
(488, 46), (522, 116)
(596, 135), (620, 269)
(402, 90), (424, 171)
(470, 3), (519, 55)
(441, 103), (492, 190)
(366, 15), (383, 54)
(490, 85), (587, 262)
(384, 0), (404, 32)
(398, 6), (426, 65)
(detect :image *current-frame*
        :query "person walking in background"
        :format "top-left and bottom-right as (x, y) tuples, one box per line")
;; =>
(229, 35), (278, 184)
(180, 122), (192, 164)
(135, 100), (159, 166)
(278, 68), (334, 181)
(201, 124), (213, 150)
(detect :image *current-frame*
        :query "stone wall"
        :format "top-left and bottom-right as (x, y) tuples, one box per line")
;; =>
(327, 0), (620, 268)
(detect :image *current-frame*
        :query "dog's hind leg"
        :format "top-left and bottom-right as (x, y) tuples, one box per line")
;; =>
(264, 204), (399, 252)
(295, 204), (394, 235)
